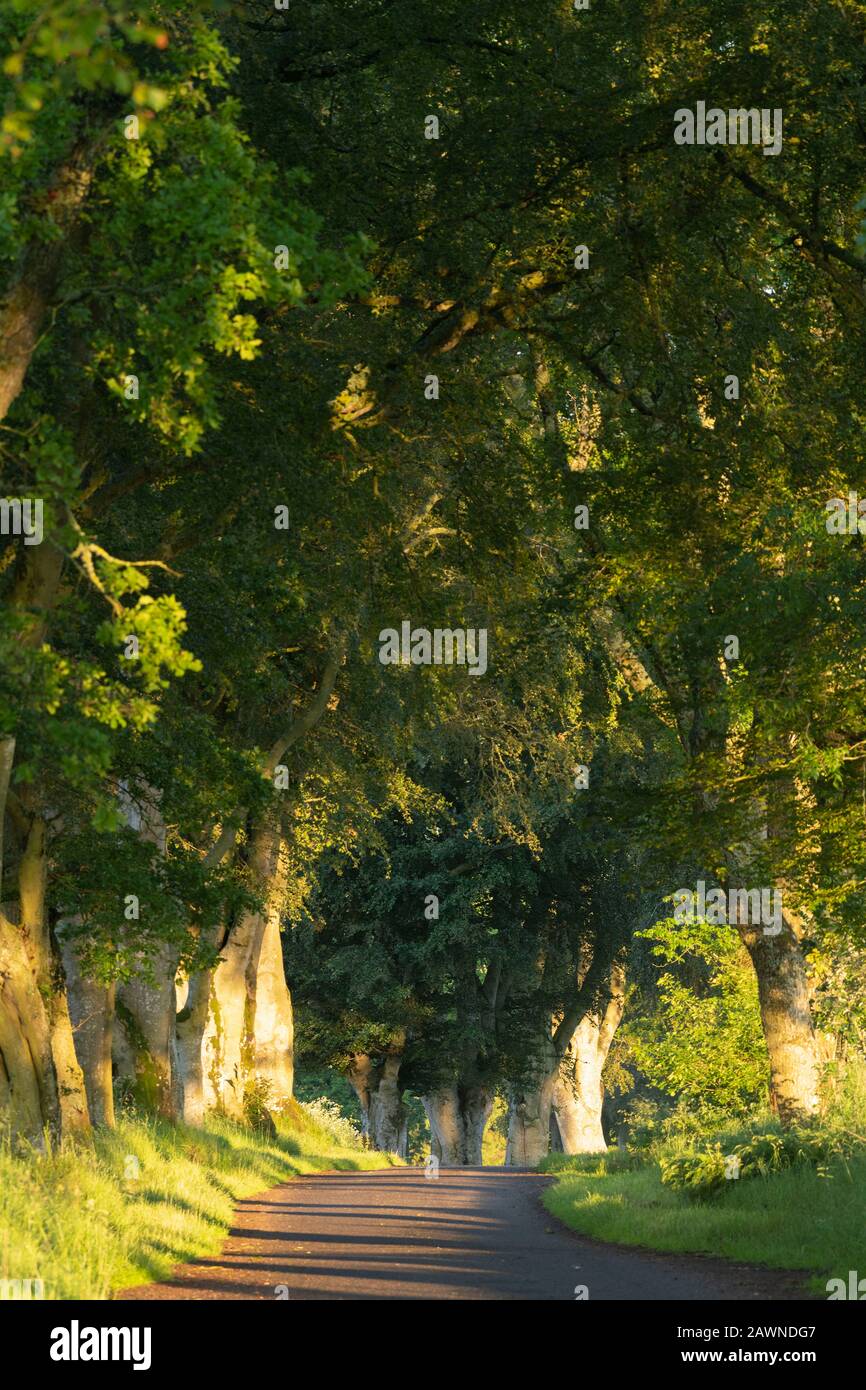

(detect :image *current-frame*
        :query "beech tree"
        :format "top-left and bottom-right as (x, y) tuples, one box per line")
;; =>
(4, 0), (866, 1153)
(245, 0), (866, 1126)
(0, 0), (366, 1138)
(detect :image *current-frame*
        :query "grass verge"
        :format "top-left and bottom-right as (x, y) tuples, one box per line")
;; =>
(540, 1146), (866, 1294)
(0, 1098), (400, 1300)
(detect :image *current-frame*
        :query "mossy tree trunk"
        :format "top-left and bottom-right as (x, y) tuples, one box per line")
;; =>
(347, 1051), (408, 1155)
(60, 923), (115, 1128)
(507, 949), (627, 1166)
(0, 814), (90, 1143)
(737, 917), (822, 1125)
(423, 1084), (492, 1166)
(177, 821), (294, 1123)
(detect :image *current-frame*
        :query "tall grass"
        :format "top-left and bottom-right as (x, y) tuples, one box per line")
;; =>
(0, 1098), (399, 1301)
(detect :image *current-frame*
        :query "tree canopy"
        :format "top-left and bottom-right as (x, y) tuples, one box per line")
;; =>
(2, 0), (866, 1158)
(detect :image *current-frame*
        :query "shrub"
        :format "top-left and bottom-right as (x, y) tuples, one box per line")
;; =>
(298, 1097), (363, 1149)
(629, 917), (768, 1114)
(243, 1078), (277, 1137)
(660, 1127), (854, 1199)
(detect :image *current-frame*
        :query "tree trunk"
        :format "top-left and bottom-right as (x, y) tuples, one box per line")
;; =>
(0, 761), (91, 1144)
(0, 141), (96, 422)
(0, 862), (90, 1142)
(175, 657), (341, 1125)
(114, 952), (180, 1121)
(60, 927), (115, 1127)
(175, 962), (218, 1124)
(737, 917), (821, 1125)
(249, 839), (294, 1113)
(106, 787), (180, 1118)
(0, 737), (14, 899)
(0, 499), (88, 1142)
(347, 1052), (408, 1155)
(551, 1054), (606, 1153)
(0, 909), (60, 1144)
(17, 818), (89, 1137)
(505, 1070), (556, 1167)
(177, 822), (292, 1124)
(423, 1084), (492, 1165)
(198, 912), (257, 1120)
(346, 1054), (374, 1143)
(552, 963), (625, 1153)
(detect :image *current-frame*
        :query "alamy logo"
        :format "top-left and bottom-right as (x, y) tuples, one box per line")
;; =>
(826, 1271), (866, 1300)
(0, 497), (43, 545)
(674, 102), (783, 156)
(826, 492), (866, 534)
(673, 880), (782, 935)
(378, 621), (488, 676)
(50, 1320), (151, 1371)
(0, 1277), (44, 1299)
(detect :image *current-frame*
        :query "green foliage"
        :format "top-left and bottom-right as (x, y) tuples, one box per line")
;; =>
(661, 1128), (852, 1200)
(4, 0), (866, 1179)
(618, 1096), (725, 1155)
(627, 917), (768, 1115)
(0, 1), (182, 155)
(242, 1077), (277, 1138)
(659, 1145), (732, 1199)
(297, 1096), (363, 1151)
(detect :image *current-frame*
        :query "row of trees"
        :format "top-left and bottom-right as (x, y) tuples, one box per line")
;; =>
(2, 0), (866, 1159)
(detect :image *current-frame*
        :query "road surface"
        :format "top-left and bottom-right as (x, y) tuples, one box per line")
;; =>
(117, 1166), (810, 1301)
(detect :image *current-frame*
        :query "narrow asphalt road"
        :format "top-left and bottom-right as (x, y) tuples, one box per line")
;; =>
(117, 1167), (811, 1301)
